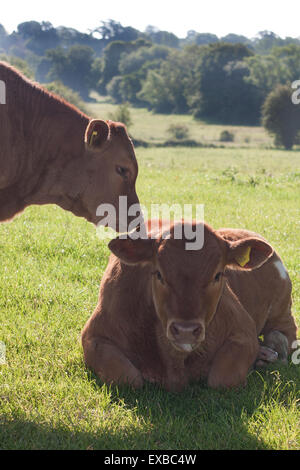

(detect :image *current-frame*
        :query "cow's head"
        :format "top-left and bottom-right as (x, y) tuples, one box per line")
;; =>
(79, 119), (140, 230)
(108, 222), (273, 354)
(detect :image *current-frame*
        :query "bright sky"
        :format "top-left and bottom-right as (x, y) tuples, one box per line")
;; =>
(2, 0), (300, 39)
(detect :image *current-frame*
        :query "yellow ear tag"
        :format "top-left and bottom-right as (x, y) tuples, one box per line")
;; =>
(89, 131), (98, 146)
(236, 246), (251, 267)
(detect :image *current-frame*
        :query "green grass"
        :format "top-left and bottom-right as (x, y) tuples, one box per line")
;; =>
(0, 105), (300, 449)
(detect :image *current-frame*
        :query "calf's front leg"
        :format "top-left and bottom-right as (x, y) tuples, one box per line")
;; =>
(82, 337), (144, 388)
(207, 339), (258, 389)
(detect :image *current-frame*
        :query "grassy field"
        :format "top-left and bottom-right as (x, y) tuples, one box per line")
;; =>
(88, 93), (273, 148)
(0, 101), (300, 450)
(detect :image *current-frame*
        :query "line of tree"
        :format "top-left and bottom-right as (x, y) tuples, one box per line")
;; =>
(1, 20), (300, 131)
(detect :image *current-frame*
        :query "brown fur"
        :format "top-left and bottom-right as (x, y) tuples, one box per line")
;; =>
(217, 228), (297, 349)
(81, 222), (298, 391)
(0, 62), (139, 227)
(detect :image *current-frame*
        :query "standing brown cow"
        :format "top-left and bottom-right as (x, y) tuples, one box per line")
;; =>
(0, 62), (139, 228)
(81, 221), (297, 391)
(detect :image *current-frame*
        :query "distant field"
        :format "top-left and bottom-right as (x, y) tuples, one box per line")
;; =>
(0, 103), (299, 449)
(88, 93), (273, 147)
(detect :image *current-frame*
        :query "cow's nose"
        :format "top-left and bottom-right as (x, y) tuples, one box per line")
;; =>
(169, 321), (204, 341)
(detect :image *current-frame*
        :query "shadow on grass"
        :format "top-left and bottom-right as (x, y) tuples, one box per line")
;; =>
(1, 363), (298, 450)
(89, 361), (299, 450)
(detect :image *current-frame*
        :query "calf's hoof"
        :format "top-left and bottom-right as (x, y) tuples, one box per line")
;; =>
(255, 345), (278, 368)
(263, 330), (288, 363)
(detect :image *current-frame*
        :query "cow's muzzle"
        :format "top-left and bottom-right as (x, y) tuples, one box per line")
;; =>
(167, 320), (205, 353)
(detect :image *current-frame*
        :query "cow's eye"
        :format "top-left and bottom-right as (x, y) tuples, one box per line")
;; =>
(152, 270), (164, 284)
(214, 272), (223, 283)
(116, 165), (129, 178)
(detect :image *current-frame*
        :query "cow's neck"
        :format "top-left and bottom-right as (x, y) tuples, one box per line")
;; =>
(3, 100), (91, 222)
(24, 107), (90, 217)
(0, 64), (94, 222)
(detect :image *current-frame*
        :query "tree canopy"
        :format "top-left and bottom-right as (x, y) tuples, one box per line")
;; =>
(262, 84), (300, 149)
(2, 20), (300, 128)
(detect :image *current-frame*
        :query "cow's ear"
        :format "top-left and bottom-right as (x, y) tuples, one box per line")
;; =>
(108, 237), (155, 265)
(226, 237), (273, 270)
(85, 120), (109, 149)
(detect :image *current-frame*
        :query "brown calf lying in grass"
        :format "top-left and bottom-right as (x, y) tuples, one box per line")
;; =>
(81, 222), (297, 391)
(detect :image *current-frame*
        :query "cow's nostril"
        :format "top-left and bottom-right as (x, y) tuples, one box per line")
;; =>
(169, 322), (203, 339)
(170, 323), (180, 337)
(193, 326), (202, 337)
